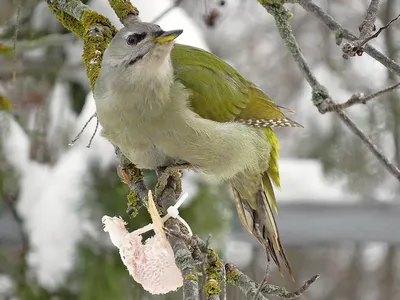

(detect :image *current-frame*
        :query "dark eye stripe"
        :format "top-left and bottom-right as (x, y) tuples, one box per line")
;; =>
(126, 32), (147, 45)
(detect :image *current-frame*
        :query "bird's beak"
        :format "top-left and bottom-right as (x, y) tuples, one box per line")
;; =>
(155, 29), (183, 44)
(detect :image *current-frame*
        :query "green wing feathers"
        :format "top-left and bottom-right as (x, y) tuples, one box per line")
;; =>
(171, 44), (248, 122)
(171, 44), (302, 128)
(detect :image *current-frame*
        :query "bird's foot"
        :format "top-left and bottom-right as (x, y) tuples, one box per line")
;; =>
(155, 163), (191, 200)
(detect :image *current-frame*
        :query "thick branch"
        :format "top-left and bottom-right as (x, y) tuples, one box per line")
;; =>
(260, 2), (400, 182)
(297, 0), (400, 76)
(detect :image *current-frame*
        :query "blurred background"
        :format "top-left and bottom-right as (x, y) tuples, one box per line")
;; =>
(1, 0), (400, 299)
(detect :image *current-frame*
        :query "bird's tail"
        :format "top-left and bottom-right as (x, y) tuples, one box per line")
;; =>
(231, 173), (293, 280)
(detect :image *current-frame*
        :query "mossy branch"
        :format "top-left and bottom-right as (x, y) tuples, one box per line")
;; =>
(108, 0), (140, 26)
(46, 0), (117, 88)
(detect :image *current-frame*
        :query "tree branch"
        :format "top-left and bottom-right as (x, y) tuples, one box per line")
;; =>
(259, 1), (400, 182)
(225, 262), (319, 300)
(107, 0), (140, 26)
(359, 13), (400, 50)
(338, 0), (381, 58)
(359, 0), (380, 39)
(296, 0), (400, 76)
(323, 81), (400, 111)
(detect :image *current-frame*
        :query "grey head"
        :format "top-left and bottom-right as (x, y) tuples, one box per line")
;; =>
(101, 22), (183, 71)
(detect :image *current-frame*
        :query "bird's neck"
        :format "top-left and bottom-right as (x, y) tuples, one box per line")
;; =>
(125, 57), (175, 119)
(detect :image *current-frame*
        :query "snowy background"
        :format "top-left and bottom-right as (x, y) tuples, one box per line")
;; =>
(1, 0), (400, 299)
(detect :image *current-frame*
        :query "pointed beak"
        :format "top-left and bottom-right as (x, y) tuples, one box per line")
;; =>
(155, 29), (183, 44)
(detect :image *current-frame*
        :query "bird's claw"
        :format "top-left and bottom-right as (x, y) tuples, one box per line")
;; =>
(155, 163), (190, 199)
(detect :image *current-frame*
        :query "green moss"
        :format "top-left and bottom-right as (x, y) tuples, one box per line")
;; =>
(226, 269), (240, 285)
(108, 0), (139, 23)
(205, 249), (223, 295)
(0, 96), (12, 110)
(0, 43), (13, 56)
(126, 190), (139, 217)
(81, 10), (117, 89)
(48, 4), (84, 38)
(185, 274), (199, 282)
(81, 10), (118, 33)
(312, 86), (329, 107)
(205, 279), (220, 295)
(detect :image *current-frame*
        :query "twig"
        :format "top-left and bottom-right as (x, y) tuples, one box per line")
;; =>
(261, 275), (320, 299)
(253, 252), (271, 300)
(342, 2), (400, 58)
(359, 13), (400, 48)
(69, 112), (97, 146)
(226, 263), (318, 300)
(86, 118), (99, 148)
(262, 3), (400, 182)
(296, 0), (400, 76)
(323, 81), (400, 111)
(226, 262), (269, 300)
(340, 0), (380, 58)
(152, 0), (185, 23)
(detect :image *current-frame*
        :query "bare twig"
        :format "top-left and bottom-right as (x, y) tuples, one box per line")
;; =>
(341, 0), (380, 58)
(360, 13), (400, 48)
(296, 0), (400, 76)
(226, 263), (318, 300)
(261, 275), (320, 299)
(86, 118), (99, 148)
(253, 252), (270, 300)
(323, 81), (400, 112)
(343, 4), (400, 59)
(69, 112), (97, 146)
(262, 3), (400, 182)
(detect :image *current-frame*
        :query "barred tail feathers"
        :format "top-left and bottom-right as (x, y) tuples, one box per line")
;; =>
(231, 174), (293, 280)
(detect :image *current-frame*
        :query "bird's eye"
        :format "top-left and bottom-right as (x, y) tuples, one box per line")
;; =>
(126, 33), (147, 45)
(219, 0), (226, 6)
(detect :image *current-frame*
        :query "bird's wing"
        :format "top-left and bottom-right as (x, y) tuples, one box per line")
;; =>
(171, 44), (301, 127)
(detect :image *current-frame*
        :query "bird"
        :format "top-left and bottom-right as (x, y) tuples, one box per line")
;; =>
(93, 21), (302, 278)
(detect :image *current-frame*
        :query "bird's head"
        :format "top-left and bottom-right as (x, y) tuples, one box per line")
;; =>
(102, 22), (183, 71)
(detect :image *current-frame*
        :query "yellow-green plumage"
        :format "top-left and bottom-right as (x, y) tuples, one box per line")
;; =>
(171, 44), (300, 279)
